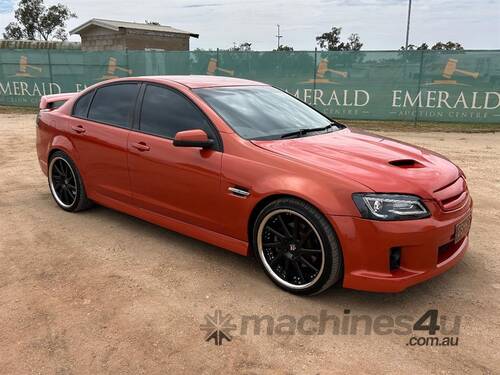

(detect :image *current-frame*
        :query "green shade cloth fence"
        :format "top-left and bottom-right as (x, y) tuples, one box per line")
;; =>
(0, 49), (499, 123)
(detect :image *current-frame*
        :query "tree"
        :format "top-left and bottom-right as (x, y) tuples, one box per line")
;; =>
(431, 41), (464, 50)
(400, 43), (429, 50)
(229, 42), (252, 51)
(346, 33), (363, 51)
(3, 0), (76, 41)
(401, 41), (463, 51)
(274, 44), (294, 51)
(316, 27), (341, 50)
(192, 47), (216, 52)
(316, 27), (363, 51)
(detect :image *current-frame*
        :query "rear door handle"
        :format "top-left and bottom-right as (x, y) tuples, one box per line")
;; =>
(131, 142), (150, 152)
(71, 125), (86, 134)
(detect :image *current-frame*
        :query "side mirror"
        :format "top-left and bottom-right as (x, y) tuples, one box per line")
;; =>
(173, 129), (214, 149)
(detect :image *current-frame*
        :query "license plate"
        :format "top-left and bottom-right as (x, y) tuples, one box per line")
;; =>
(454, 214), (472, 243)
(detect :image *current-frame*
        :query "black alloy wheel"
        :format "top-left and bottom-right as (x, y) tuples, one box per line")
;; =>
(253, 198), (342, 295)
(48, 151), (93, 212)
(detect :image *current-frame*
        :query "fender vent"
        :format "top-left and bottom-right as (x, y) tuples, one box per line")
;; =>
(389, 159), (424, 168)
(228, 186), (250, 198)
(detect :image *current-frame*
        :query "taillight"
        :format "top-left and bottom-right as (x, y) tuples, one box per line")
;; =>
(36, 109), (49, 126)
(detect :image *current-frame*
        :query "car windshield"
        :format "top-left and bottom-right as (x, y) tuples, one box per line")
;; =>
(195, 86), (341, 140)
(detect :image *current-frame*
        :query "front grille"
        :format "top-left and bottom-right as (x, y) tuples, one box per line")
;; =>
(433, 177), (468, 211)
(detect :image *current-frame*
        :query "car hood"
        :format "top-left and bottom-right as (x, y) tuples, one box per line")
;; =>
(251, 128), (460, 199)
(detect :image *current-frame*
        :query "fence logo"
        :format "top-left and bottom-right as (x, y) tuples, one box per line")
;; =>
(199, 309), (237, 346)
(392, 58), (499, 119)
(428, 58), (480, 86)
(207, 58), (234, 76)
(11, 56), (42, 78)
(302, 58), (348, 84)
(99, 57), (133, 80)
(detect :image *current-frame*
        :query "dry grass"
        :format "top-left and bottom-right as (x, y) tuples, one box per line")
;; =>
(0, 105), (38, 114)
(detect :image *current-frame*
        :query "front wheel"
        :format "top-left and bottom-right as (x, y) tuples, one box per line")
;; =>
(252, 198), (342, 295)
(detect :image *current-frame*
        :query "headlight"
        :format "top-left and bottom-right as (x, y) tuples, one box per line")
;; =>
(352, 193), (430, 221)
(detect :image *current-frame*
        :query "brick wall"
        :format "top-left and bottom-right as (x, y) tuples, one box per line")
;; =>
(79, 25), (190, 51)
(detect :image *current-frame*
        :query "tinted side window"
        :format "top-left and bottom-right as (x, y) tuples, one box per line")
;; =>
(140, 85), (215, 139)
(88, 84), (139, 128)
(72, 91), (94, 118)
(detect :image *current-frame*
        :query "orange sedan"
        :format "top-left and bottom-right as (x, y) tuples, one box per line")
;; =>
(36, 76), (472, 295)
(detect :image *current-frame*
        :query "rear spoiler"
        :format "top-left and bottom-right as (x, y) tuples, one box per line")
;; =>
(39, 93), (77, 110)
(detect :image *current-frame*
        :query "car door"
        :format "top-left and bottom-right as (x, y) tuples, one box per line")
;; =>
(67, 82), (140, 203)
(127, 83), (223, 233)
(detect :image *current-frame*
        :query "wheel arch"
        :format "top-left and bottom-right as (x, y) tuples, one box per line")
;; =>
(247, 193), (335, 254)
(48, 147), (63, 162)
(47, 141), (88, 192)
(48, 135), (79, 163)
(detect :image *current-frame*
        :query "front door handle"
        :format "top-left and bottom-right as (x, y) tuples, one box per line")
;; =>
(71, 125), (86, 134)
(131, 142), (150, 152)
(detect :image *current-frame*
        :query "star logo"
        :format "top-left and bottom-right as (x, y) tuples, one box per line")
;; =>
(200, 310), (237, 346)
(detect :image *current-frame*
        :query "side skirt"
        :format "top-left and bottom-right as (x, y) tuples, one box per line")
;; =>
(89, 192), (250, 256)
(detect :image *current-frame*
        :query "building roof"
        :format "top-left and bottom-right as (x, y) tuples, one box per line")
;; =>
(70, 18), (199, 38)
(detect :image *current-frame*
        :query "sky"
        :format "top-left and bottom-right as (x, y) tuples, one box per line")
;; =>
(0, 0), (499, 50)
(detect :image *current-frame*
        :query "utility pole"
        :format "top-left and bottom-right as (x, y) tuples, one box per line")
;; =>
(276, 24), (283, 50)
(405, 0), (412, 50)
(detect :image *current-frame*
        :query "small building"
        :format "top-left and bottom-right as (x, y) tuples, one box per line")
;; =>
(70, 18), (199, 51)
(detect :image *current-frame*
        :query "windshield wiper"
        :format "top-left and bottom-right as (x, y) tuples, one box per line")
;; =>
(280, 123), (336, 139)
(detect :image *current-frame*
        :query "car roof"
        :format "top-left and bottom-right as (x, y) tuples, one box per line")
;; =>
(140, 75), (268, 89)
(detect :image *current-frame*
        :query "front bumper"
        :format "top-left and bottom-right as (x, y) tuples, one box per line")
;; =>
(329, 198), (472, 292)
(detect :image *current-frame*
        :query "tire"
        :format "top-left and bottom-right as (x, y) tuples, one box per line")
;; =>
(48, 151), (93, 212)
(252, 198), (342, 295)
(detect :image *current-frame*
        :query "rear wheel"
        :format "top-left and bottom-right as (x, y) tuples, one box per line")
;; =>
(252, 198), (342, 295)
(48, 151), (93, 212)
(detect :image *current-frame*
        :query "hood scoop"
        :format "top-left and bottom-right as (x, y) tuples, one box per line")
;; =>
(388, 159), (424, 168)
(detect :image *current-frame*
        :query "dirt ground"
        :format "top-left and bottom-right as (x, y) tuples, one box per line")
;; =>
(0, 114), (499, 374)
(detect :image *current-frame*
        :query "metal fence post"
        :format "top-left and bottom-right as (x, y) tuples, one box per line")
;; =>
(313, 47), (317, 97)
(125, 48), (130, 76)
(415, 49), (425, 127)
(47, 49), (54, 89)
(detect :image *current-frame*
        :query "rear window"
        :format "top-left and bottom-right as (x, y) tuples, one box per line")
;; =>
(72, 91), (94, 118)
(88, 84), (139, 128)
